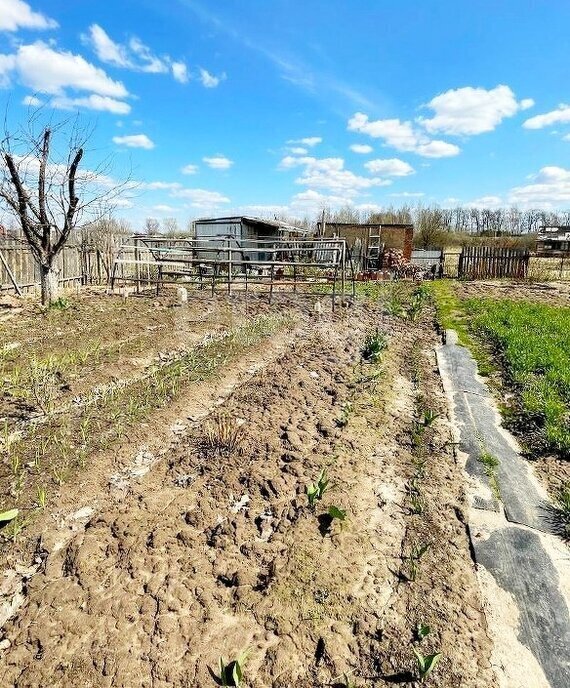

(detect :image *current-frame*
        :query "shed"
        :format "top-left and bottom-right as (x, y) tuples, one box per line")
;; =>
(194, 216), (308, 262)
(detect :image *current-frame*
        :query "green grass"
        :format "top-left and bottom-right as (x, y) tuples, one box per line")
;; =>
(427, 281), (494, 376)
(478, 451), (501, 500)
(466, 298), (570, 458)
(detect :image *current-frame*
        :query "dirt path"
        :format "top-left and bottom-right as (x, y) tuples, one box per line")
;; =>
(1, 299), (496, 687)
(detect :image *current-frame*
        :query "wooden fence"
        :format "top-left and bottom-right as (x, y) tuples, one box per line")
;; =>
(458, 246), (530, 279)
(0, 241), (107, 294)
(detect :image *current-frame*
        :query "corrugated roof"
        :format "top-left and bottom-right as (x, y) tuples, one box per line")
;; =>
(195, 215), (309, 234)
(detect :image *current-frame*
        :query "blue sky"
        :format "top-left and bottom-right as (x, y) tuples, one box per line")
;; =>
(1, 0), (570, 227)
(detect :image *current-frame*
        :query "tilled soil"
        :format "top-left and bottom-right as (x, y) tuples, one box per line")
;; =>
(0, 297), (496, 687)
(454, 279), (570, 306)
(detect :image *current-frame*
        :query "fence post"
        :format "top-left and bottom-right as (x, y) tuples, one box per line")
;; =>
(134, 237), (140, 293)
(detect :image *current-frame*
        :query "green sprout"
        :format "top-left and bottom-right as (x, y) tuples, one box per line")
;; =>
(307, 469), (330, 507)
(361, 330), (387, 363)
(218, 650), (249, 687)
(412, 648), (442, 682)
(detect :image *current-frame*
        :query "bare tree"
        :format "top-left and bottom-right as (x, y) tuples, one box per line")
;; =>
(162, 217), (180, 236)
(0, 116), (128, 304)
(80, 212), (131, 281)
(144, 217), (160, 235)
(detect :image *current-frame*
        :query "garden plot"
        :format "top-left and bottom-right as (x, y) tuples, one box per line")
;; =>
(431, 280), (570, 519)
(0, 288), (496, 687)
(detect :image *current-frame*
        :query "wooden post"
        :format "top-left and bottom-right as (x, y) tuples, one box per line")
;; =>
(134, 238), (140, 293)
(340, 241), (346, 302)
(0, 248), (23, 296)
(227, 238), (232, 295)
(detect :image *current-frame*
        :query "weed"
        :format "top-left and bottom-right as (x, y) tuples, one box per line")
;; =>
(404, 542), (430, 582)
(205, 414), (246, 456)
(49, 296), (72, 310)
(2, 512), (28, 542)
(28, 356), (60, 414)
(361, 330), (387, 363)
(36, 486), (47, 509)
(407, 480), (426, 516)
(420, 409), (440, 427)
(307, 469), (330, 507)
(478, 451), (501, 500)
(411, 421), (426, 449)
(218, 650), (249, 687)
(385, 296), (405, 318)
(412, 647), (442, 682)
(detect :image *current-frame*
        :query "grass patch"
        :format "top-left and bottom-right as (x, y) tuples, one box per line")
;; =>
(477, 451), (501, 500)
(466, 298), (570, 459)
(427, 281), (495, 376)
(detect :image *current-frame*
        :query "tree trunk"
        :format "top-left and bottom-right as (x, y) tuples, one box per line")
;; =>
(40, 263), (60, 305)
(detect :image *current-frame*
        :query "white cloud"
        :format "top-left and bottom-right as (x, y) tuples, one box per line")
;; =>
(288, 136), (322, 147)
(0, 0), (57, 32)
(22, 94), (42, 106)
(417, 140), (462, 158)
(279, 155), (391, 197)
(288, 146), (308, 155)
(300, 137), (322, 146)
(171, 187), (230, 208)
(128, 36), (168, 73)
(113, 134), (155, 149)
(83, 24), (190, 83)
(153, 204), (177, 212)
(390, 192), (425, 198)
(420, 85), (531, 136)
(0, 42), (129, 100)
(364, 158), (414, 176)
(350, 143), (373, 154)
(348, 112), (460, 158)
(523, 104), (570, 130)
(0, 55), (15, 87)
(141, 181), (182, 191)
(508, 166), (570, 208)
(199, 68), (225, 88)
(520, 98), (535, 111)
(203, 155), (233, 170)
(238, 204), (290, 216)
(290, 189), (353, 213)
(52, 94), (131, 114)
(181, 163), (198, 175)
(172, 62), (189, 84)
(85, 24), (130, 67)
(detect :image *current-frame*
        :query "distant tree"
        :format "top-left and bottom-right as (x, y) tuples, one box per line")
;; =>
(80, 212), (131, 280)
(144, 217), (160, 235)
(162, 217), (180, 236)
(0, 117), (126, 304)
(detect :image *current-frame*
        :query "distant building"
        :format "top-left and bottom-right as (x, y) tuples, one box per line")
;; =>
(536, 226), (570, 255)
